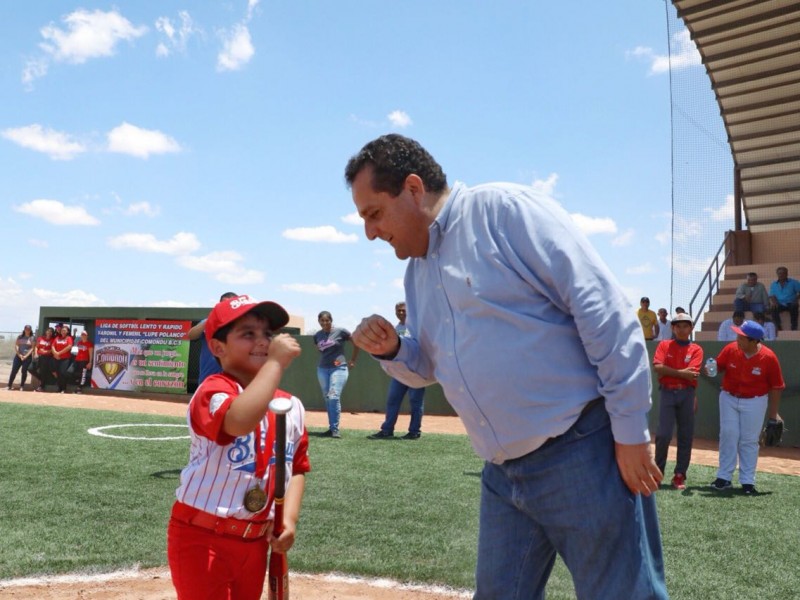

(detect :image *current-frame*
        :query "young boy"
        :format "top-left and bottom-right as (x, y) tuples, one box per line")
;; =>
(168, 294), (309, 600)
(652, 313), (703, 490)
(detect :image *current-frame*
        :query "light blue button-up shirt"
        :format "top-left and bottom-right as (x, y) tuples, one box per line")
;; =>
(380, 182), (652, 463)
(769, 278), (800, 305)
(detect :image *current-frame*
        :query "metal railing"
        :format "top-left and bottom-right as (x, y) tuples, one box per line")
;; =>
(689, 231), (732, 325)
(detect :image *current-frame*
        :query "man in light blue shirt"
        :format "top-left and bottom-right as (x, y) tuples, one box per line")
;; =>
(768, 266), (800, 331)
(345, 134), (668, 599)
(187, 292), (237, 386)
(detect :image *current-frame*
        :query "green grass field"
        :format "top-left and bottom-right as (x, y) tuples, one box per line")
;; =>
(1, 402), (798, 598)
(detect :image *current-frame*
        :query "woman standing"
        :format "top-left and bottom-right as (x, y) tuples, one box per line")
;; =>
(7, 325), (35, 390)
(313, 311), (359, 438)
(51, 325), (74, 393)
(34, 327), (55, 392)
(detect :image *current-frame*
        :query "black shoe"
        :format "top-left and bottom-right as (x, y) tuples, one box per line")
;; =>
(401, 432), (421, 440)
(742, 484), (758, 495)
(320, 429), (334, 437)
(368, 430), (394, 440)
(710, 478), (732, 491)
(331, 430), (342, 439)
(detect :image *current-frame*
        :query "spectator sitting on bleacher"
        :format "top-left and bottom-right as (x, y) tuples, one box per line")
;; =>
(768, 266), (800, 331)
(753, 312), (776, 341)
(734, 272), (769, 314)
(718, 310), (745, 342)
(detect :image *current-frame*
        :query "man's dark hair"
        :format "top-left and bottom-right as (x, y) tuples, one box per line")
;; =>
(220, 292), (237, 301)
(733, 310), (746, 318)
(344, 134), (447, 196)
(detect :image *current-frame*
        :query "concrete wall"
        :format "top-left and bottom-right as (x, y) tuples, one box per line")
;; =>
(751, 227), (800, 264)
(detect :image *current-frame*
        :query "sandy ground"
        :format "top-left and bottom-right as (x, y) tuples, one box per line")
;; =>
(1, 368), (798, 599)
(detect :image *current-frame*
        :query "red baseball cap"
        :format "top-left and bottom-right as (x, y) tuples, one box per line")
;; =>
(205, 294), (289, 343)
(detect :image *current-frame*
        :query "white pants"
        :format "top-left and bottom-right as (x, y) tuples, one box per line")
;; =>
(716, 390), (768, 485)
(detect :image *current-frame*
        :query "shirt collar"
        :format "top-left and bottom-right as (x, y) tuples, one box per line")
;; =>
(427, 182), (464, 257)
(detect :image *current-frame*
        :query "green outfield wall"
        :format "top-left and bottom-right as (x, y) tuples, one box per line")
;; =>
(35, 307), (800, 445)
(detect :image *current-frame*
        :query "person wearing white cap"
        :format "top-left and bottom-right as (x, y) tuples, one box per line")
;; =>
(707, 320), (785, 495)
(652, 313), (702, 490)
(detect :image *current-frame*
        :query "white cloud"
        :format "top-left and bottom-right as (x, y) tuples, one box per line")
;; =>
(124, 201), (160, 217)
(246, 0), (261, 21)
(349, 114), (381, 128)
(154, 11), (199, 57)
(341, 212), (362, 225)
(611, 229), (635, 247)
(32, 288), (103, 306)
(626, 263), (653, 275)
(392, 278), (404, 289)
(281, 283), (344, 295)
(39, 9), (147, 64)
(107, 122), (182, 158)
(176, 251), (264, 284)
(28, 239), (49, 248)
(217, 24), (254, 71)
(21, 58), (48, 89)
(388, 110), (412, 128)
(14, 199), (100, 226)
(570, 213), (618, 236)
(629, 29), (701, 75)
(704, 193), (741, 222)
(282, 225), (358, 243)
(2, 124), (86, 160)
(531, 173), (559, 198)
(107, 232), (200, 254)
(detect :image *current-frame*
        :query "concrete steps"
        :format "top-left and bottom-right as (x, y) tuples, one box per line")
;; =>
(695, 329), (800, 342)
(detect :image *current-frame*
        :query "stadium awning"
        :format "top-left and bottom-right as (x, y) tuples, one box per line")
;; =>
(673, 0), (800, 232)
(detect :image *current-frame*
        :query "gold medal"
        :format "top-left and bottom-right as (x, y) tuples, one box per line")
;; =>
(244, 486), (267, 512)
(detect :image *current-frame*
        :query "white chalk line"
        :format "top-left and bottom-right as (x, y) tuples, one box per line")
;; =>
(0, 566), (473, 597)
(87, 423), (189, 440)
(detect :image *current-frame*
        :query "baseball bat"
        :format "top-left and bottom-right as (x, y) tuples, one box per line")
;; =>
(268, 398), (292, 600)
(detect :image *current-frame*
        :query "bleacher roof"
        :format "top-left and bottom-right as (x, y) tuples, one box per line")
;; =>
(673, 0), (800, 232)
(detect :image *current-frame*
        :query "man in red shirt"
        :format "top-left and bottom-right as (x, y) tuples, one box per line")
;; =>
(707, 320), (785, 495)
(652, 313), (703, 490)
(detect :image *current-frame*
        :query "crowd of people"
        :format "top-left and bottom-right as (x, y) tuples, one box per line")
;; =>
(6, 323), (94, 393)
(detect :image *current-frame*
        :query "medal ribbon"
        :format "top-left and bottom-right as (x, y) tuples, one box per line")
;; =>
(252, 412), (277, 516)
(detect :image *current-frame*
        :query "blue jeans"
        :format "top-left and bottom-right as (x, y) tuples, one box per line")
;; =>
(380, 379), (425, 435)
(317, 365), (348, 432)
(475, 401), (668, 600)
(733, 298), (764, 314)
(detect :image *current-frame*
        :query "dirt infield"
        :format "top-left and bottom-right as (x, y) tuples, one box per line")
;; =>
(1, 380), (798, 598)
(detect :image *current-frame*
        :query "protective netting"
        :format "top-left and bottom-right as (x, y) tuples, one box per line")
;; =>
(665, 2), (734, 319)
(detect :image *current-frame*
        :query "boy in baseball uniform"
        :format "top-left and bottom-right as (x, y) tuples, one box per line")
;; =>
(652, 313), (702, 490)
(168, 294), (310, 600)
(708, 320), (784, 495)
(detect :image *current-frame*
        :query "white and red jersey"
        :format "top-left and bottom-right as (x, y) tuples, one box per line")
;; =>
(175, 372), (310, 521)
(35, 336), (53, 356)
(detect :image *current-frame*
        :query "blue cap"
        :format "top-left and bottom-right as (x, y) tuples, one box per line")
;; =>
(731, 320), (765, 340)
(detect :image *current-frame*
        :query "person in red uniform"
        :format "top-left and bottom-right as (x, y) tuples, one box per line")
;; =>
(51, 324), (74, 393)
(707, 320), (785, 495)
(72, 331), (94, 394)
(652, 313), (703, 490)
(167, 295), (310, 600)
(33, 327), (55, 392)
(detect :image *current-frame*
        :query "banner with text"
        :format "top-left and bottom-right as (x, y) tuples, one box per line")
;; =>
(91, 319), (191, 394)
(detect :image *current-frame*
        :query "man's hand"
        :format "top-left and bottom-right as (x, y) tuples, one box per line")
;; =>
(353, 314), (399, 357)
(615, 442), (662, 496)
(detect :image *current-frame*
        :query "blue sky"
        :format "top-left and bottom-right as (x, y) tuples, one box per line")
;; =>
(0, 1), (720, 334)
